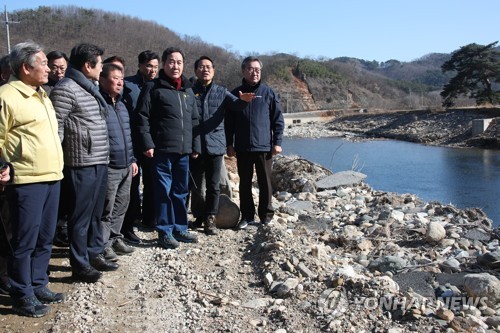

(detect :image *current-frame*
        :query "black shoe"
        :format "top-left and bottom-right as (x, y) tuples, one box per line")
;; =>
(90, 254), (119, 272)
(0, 280), (12, 295)
(12, 295), (50, 318)
(123, 230), (142, 244)
(52, 233), (69, 247)
(139, 220), (156, 231)
(72, 266), (102, 283)
(204, 215), (218, 235)
(189, 217), (204, 229)
(103, 247), (119, 262)
(173, 230), (198, 243)
(157, 233), (180, 249)
(34, 286), (64, 304)
(112, 238), (135, 255)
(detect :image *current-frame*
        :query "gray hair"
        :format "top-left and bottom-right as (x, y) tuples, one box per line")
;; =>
(9, 41), (43, 77)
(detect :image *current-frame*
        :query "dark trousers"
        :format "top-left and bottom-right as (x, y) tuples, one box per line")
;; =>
(140, 157), (156, 226)
(65, 165), (107, 271)
(152, 153), (189, 235)
(0, 191), (12, 285)
(236, 152), (274, 222)
(7, 181), (60, 299)
(122, 163), (141, 233)
(189, 154), (223, 218)
(56, 167), (71, 235)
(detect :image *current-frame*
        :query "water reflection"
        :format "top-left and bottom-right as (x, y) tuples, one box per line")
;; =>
(282, 137), (499, 226)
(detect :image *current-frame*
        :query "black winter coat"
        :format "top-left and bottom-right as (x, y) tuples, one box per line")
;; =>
(136, 70), (201, 155)
(226, 80), (284, 152)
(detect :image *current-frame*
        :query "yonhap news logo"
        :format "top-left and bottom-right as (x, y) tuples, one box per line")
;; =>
(319, 289), (488, 312)
(355, 295), (488, 312)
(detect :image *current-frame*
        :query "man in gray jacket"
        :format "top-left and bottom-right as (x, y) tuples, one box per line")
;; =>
(190, 56), (253, 234)
(50, 43), (118, 283)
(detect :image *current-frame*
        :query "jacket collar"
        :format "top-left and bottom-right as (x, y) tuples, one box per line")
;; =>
(65, 66), (108, 117)
(241, 78), (261, 92)
(193, 79), (213, 93)
(99, 89), (123, 105)
(7, 75), (47, 99)
(158, 69), (192, 91)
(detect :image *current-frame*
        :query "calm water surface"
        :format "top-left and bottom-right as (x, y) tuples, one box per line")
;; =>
(282, 137), (500, 226)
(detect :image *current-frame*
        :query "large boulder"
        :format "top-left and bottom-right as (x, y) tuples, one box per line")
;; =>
(316, 171), (367, 189)
(272, 155), (332, 193)
(463, 273), (500, 306)
(215, 194), (240, 229)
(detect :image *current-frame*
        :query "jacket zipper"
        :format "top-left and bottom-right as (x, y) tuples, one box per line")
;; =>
(177, 91), (184, 152)
(115, 105), (129, 166)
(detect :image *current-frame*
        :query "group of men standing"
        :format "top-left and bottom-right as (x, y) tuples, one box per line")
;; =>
(0, 40), (284, 318)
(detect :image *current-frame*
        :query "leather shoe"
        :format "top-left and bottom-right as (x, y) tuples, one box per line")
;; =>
(123, 230), (142, 244)
(72, 266), (102, 283)
(0, 280), (12, 295)
(90, 254), (119, 271)
(112, 238), (135, 255)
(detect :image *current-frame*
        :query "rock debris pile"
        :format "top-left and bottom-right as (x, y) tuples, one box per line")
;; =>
(33, 154), (498, 333)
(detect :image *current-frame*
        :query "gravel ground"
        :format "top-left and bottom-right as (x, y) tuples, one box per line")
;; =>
(1, 222), (305, 333)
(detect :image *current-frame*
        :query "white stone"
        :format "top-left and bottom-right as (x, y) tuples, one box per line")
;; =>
(463, 273), (500, 305)
(426, 221), (446, 242)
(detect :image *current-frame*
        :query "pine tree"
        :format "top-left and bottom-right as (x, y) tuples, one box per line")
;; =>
(440, 41), (500, 107)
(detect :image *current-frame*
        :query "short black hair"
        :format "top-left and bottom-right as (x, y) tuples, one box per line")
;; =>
(0, 55), (10, 72)
(103, 55), (125, 67)
(194, 56), (214, 70)
(101, 63), (123, 78)
(161, 47), (185, 63)
(46, 50), (68, 63)
(138, 50), (159, 65)
(69, 43), (104, 71)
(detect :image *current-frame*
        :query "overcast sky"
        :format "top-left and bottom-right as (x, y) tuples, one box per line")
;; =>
(5, 0), (499, 62)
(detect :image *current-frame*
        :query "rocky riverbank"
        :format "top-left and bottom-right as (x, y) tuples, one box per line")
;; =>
(1, 154), (498, 333)
(0, 110), (499, 332)
(285, 108), (500, 149)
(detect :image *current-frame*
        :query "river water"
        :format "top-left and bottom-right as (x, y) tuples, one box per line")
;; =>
(282, 137), (499, 226)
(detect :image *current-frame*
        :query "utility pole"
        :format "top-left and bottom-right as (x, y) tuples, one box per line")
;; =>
(286, 91), (289, 113)
(2, 6), (20, 54)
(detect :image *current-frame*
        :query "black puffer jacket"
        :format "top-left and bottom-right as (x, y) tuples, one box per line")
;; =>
(101, 91), (135, 169)
(192, 81), (245, 155)
(136, 70), (200, 155)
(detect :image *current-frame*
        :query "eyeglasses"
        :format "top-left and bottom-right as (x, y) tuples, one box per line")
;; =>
(50, 65), (66, 71)
(197, 65), (213, 71)
(245, 67), (261, 74)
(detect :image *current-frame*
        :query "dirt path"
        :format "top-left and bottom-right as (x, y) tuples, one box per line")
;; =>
(1, 221), (316, 333)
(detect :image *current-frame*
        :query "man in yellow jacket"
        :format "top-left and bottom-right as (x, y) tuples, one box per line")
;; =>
(0, 41), (64, 318)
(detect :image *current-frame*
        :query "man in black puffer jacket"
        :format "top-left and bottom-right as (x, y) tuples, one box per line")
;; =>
(136, 47), (201, 249)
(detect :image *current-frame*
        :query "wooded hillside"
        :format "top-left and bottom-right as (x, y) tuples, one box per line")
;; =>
(0, 6), (478, 111)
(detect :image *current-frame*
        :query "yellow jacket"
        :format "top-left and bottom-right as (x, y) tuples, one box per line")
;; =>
(0, 76), (63, 184)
